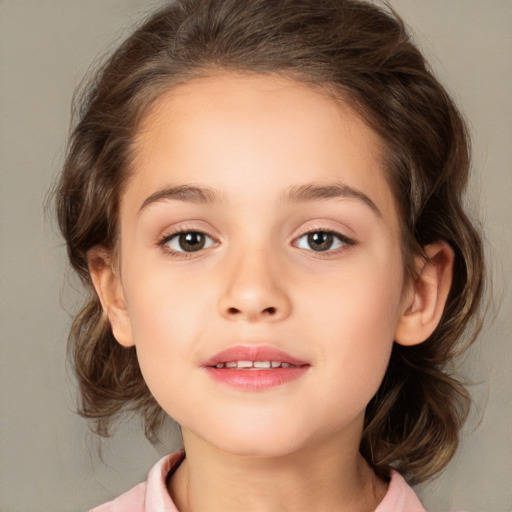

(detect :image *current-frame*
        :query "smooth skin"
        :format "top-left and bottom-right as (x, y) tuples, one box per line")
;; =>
(89, 73), (454, 512)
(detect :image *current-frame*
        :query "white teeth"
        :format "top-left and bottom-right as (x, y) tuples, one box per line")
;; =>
(253, 361), (271, 368)
(213, 360), (297, 369)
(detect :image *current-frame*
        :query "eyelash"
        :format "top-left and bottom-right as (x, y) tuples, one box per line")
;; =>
(157, 227), (356, 259)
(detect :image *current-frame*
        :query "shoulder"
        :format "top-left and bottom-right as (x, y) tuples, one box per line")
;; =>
(375, 470), (427, 512)
(88, 450), (185, 512)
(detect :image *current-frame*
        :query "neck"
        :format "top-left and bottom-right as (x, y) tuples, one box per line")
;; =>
(168, 428), (387, 512)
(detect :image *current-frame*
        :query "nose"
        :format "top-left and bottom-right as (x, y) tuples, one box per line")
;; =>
(217, 247), (292, 323)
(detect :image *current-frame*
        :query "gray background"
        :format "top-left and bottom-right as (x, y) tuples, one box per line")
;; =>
(1, 1), (511, 511)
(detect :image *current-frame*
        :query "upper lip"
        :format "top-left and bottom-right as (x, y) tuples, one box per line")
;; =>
(201, 345), (309, 367)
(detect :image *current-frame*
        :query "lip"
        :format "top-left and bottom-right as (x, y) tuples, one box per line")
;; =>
(202, 345), (310, 391)
(202, 345), (309, 367)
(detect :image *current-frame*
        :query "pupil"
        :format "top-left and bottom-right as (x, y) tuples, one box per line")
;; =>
(180, 232), (205, 252)
(308, 232), (333, 251)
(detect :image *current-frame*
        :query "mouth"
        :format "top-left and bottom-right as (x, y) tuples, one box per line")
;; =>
(202, 344), (309, 368)
(202, 345), (310, 391)
(212, 360), (300, 369)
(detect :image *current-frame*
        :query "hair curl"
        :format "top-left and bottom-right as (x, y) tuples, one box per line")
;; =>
(56, 0), (484, 484)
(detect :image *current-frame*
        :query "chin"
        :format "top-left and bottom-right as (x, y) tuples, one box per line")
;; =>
(197, 418), (313, 459)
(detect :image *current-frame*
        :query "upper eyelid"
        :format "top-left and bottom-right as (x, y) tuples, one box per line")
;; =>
(158, 222), (218, 240)
(292, 230), (356, 251)
(158, 228), (218, 247)
(160, 230), (214, 241)
(292, 224), (356, 242)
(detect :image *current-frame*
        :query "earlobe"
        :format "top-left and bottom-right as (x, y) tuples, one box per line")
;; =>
(395, 241), (454, 346)
(87, 246), (135, 348)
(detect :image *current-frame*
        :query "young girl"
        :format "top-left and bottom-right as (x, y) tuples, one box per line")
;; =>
(56, 0), (484, 510)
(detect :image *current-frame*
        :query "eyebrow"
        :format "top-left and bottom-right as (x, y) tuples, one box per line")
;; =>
(139, 184), (225, 213)
(139, 181), (381, 217)
(281, 182), (382, 217)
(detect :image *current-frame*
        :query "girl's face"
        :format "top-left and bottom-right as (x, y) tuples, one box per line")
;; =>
(113, 73), (407, 457)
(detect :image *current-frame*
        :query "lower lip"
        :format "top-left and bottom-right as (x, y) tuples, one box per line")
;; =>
(205, 366), (309, 391)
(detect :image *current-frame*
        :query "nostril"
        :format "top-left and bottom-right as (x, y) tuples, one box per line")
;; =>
(265, 307), (276, 315)
(227, 307), (240, 314)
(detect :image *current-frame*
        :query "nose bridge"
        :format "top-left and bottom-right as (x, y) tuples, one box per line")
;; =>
(218, 237), (291, 322)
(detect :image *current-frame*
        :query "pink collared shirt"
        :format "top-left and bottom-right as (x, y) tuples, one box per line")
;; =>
(90, 450), (426, 512)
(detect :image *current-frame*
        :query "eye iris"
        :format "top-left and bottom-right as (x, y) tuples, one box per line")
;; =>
(179, 232), (205, 252)
(308, 232), (333, 251)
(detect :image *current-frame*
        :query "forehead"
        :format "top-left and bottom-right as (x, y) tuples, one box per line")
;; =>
(126, 73), (399, 228)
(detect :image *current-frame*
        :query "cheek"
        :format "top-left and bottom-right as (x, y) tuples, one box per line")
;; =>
(120, 265), (183, 364)
(300, 248), (404, 389)
(301, 246), (404, 335)
(123, 249), (209, 334)
(120, 259), (220, 396)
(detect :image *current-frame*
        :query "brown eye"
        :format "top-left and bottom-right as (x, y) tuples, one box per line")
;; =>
(296, 230), (354, 252)
(163, 231), (216, 253)
(179, 232), (206, 251)
(307, 232), (334, 251)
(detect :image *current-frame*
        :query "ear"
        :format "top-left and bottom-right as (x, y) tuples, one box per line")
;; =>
(87, 246), (135, 347)
(394, 241), (454, 346)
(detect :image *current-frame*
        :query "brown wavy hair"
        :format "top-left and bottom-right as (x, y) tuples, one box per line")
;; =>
(55, 0), (484, 484)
